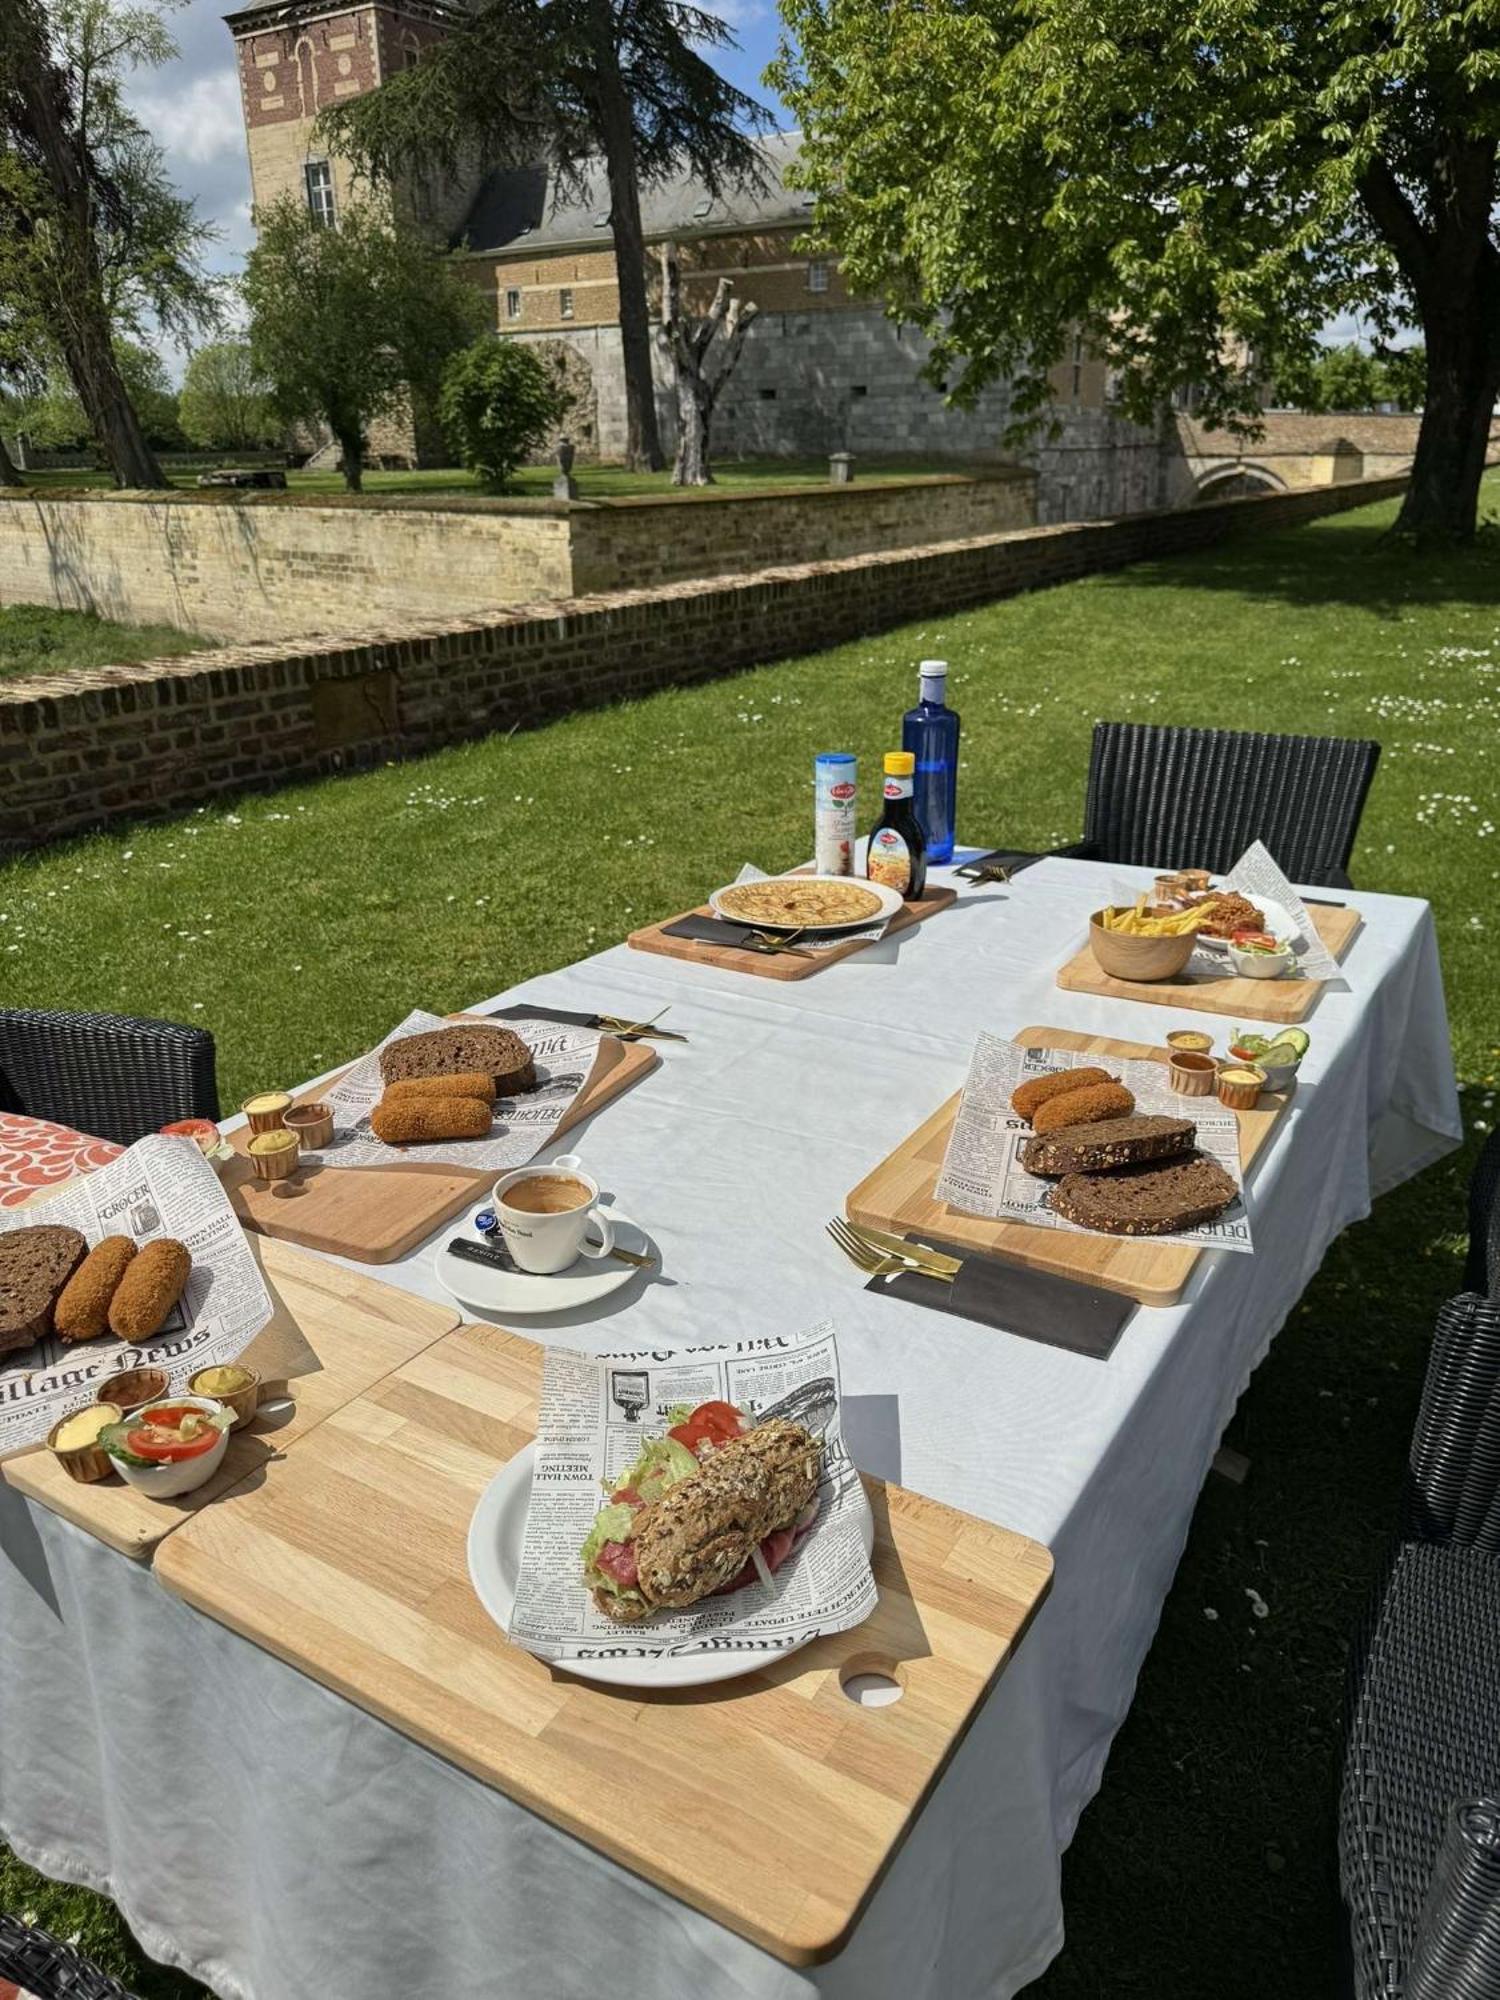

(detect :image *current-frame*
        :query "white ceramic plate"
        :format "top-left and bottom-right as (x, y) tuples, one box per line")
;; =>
(433, 1206), (652, 1316)
(468, 1443), (875, 1690)
(1194, 891), (1297, 952)
(707, 874), (904, 935)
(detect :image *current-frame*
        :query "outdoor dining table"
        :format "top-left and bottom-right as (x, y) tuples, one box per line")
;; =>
(0, 854), (1462, 2000)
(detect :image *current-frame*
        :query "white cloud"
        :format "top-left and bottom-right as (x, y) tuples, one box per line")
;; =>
(132, 67), (245, 169)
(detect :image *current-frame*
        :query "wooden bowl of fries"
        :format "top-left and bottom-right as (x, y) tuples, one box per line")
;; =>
(1089, 901), (1204, 982)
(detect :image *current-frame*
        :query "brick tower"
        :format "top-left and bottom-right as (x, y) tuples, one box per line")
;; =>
(226, 0), (481, 464)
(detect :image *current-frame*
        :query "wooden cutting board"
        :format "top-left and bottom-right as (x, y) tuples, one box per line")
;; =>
(1056, 902), (1361, 1022)
(155, 1320), (1053, 1965)
(227, 1018), (658, 1264)
(2, 1235), (459, 1559)
(846, 1025), (1288, 1308)
(627, 881), (956, 980)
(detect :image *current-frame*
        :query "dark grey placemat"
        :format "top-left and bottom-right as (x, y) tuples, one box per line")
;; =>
(865, 1235), (1134, 1359)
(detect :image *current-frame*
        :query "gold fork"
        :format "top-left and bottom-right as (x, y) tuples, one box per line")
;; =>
(840, 1218), (963, 1275)
(825, 1217), (956, 1283)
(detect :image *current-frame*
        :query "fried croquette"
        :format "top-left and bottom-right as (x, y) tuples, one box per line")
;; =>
(380, 1071), (496, 1107)
(108, 1238), (191, 1342)
(1031, 1080), (1136, 1135)
(54, 1235), (137, 1343)
(370, 1094), (492, 1144)
(1011, 1066), (1115, 1123)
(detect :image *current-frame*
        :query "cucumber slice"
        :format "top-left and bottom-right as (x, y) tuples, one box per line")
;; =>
(1274, 1029), (1311, 1057)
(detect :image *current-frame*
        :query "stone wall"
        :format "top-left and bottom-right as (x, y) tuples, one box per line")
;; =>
(0, 470), (1410, 853)
(0, 476), (1033, 643)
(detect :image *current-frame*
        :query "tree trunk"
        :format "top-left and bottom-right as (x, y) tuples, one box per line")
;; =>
(673, 378), (713, 485)
(63, 314), (167, 489)
(1393, 303), (1500, 543)
(0, 433), (24, 488)
(337, 426), (365, 492)
(587, 3), (664, 471)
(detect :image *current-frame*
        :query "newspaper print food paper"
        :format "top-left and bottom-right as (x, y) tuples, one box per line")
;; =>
(936, 1036), (1254, 1254)
(506, 1321), (878, 1663)
(1223, 841), (1343, 982)
(713, 863), (893, 952)
(313, 1010), (604, 1171)
(0, 1134), (274, 1455)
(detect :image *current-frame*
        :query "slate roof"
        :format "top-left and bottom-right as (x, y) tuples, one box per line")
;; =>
(459, 131), (811, 255)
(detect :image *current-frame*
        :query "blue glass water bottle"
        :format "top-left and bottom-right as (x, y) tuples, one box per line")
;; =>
(902, 659), (959, 863)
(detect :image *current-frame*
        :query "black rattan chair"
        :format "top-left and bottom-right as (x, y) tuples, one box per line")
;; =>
(0, 1912), (138, 1999)
(0, 1008), (220, 1148)
(1076, 722), (1380, 886)
(1465, 1129), (1500, 1298)
(1341, 1293), (1500, 1996)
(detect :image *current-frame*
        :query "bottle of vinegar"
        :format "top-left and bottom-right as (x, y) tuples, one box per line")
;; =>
(901, 659), (960, 863)
(866, 751), (928, 901)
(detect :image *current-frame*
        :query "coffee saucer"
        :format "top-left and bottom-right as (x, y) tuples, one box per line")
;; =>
(432, 1202), (654, 1317)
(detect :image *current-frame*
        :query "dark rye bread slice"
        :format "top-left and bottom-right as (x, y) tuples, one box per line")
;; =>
(1050, 1152), (1238, 1237)
(379, 1024), (536, 1095)
(0, 1224), (89, 1356)
(1021, 1114), (1196, 1178)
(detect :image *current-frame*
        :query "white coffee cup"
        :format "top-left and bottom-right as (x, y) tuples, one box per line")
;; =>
(491, 1152), (615, 1275)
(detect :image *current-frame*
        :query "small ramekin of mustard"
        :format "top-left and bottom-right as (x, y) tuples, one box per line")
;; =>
(247, 1127), (300, 1181)
(1166, 1030), (1214, 1057)
(49, 1402), (122, 1483)
(1217, 1065), (1267, 1111)
(95, 1365), (170, 1414)
(1168, 1050), (1218, 1096)
(242, 1091), (293, 1136)
(283, 1101), (334, 1149)
(189, 1362), (261, 1429)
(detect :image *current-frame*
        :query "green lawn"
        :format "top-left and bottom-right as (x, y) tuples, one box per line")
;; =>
(0, 604), (206, 683)
(15, 456), (962, 504)
(1, 480), (1497, 1994)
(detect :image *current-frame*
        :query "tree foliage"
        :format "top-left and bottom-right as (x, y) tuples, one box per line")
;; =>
(770, 0), (1500, 540)
(0, 0), (220, 487)
(18, 338), (180, 449)
(179, 340), (281, 452)
(243, 195), (486, 491)
(1273, 341), (1428, 414)
(316, 0), (771, 470)
(437, 337), (571, 489)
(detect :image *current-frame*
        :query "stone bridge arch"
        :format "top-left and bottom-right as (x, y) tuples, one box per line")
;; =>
(1193, 462), (1287, 503)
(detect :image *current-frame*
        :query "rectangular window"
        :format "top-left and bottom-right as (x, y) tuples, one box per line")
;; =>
(505, 288), (522, 321)
(559, 287), (574, 319)
(806, 259), (831, 293)
(304, 160), (336, 229)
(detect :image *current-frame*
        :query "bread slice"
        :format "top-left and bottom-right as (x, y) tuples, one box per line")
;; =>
(1050, 1153), (1238, 1236)
(379, 1024), (536, 1095)
(0, 1224), (89, 1356)
(1021, 1114), (1196, 1177)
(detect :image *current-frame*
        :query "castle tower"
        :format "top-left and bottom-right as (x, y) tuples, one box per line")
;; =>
(227, 0), (473, 236)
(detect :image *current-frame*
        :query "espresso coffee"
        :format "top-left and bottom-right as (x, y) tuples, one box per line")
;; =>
(502, 1174), (591, 1216)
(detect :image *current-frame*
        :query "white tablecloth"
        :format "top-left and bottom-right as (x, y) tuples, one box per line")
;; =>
(0, 857), (1461, 2000)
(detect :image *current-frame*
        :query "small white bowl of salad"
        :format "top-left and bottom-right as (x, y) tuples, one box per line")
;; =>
(1227, 928), (1296, 979)
(99, 1395), (234, 1498)
(1228, 1028), (1310, 1091)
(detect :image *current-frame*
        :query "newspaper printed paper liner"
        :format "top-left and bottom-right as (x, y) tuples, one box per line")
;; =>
(0, 1134), (274, 1455)
(709, 863), (893, 953)
(506, 1321), (879, 1663)
(936, 1036), (1254, 1254)
(1222, 840), (1343, 981)
(314, 1009), (604, 1172)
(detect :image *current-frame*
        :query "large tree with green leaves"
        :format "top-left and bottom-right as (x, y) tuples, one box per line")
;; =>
(179, 340), (280, 452)
(0, 0), (219, 489)
(243, 196), (486, 491)
(772, 0), (1500, 542)
(317, 0), (769, 472)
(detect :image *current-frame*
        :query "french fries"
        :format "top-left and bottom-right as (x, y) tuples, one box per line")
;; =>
(1098, 894), (1216, 937)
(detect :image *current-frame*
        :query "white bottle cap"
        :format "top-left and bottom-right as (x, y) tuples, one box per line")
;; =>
(919, 659), (948, 676)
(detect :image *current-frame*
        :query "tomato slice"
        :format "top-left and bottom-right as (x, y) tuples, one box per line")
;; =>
(667, 1400), (746, 1454)
(125, 1406), (221, 1463)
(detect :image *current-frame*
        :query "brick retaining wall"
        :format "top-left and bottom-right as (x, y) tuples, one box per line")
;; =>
(0, 470), (1409, 853)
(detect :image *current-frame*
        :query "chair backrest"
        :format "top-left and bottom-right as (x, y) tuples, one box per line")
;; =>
(0, 1008), (220, 1147)
(1467, 1130), (1500, 1299)
(1406, 1293), (1500, 1549)
(1081, 721), (1381, 882)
